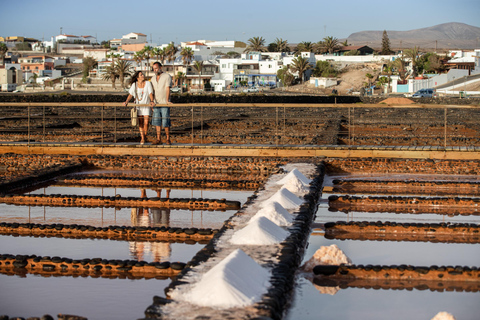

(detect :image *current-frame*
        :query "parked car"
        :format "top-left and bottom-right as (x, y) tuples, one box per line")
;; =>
(243, 87), (259, 93)
(170, 86), (182, 93)
(412, 88), (435, 98)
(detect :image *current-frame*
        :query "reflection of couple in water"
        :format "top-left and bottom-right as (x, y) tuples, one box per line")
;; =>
(129, 188), (172, 262)
(131, 188), (171, 227)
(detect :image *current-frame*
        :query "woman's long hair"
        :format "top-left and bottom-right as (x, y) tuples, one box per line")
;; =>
(130, 71), (142, 85)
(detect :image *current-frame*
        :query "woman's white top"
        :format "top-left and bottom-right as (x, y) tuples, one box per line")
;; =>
(129, 81), (153, 116)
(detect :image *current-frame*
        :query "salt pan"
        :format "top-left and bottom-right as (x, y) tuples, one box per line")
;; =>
(172, 249), (270, 309)
(302, 244), (352, 272)
(261, 187), (304, 209)
(252, 201), (293, 226)
(276, 168), (312, 186)
(229, 216), (289, 245)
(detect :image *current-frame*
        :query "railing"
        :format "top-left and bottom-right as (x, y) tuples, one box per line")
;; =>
(0, 102), (479, 148)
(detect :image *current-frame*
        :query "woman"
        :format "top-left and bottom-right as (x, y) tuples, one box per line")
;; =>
(124, 71), (154, 144)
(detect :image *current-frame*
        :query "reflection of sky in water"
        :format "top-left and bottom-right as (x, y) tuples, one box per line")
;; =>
(287, 173), (480, 320)
(29, 186), (252, 204)
(0, 274), (170, 320)
(0, 235), (203, 263)
(286, 277), (480, 320)
(0, 204), (237, 229)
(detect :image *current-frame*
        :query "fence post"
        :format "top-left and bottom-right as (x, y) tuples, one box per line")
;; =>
(43, 104), (45, 142)
(348, 106), (351, 146)
(101, 103), (104, 146)
(27, 103), (30, 145)
(191, 106), (194, 147)
(114, 104), (117, 143)
(283, 105), (286, 146)
(444, 107), (447, 148)
(275, 106), (279, 147)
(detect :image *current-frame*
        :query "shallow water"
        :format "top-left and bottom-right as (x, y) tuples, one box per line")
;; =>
(286, 173), (480, 320)
(286, 277), (480, 320)
(0, 274), (170, 320)
(0, 173), (255, 319)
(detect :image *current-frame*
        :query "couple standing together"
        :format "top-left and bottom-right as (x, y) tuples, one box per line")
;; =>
(124, 62), (172, 145)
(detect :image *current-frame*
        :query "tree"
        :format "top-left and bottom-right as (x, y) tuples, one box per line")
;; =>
(365, 73), (374, 86)
(0, 42), (9, 65)
(343, 49), (360, 56)
(244, 36), (266, 53)
(166, 43), (178, 75)
(322, 36), (339, 54)
(82, 57), (97, 83)
(268, 38), (289, 52)
(226, 51), (240, 58)
(313, 61), (338, 77)
(102, 64), (118, 88)
(404, 46), (421, 77)
(180, 47), (194, 75)
(174, 71), (186, 87)
(115, 59), (133, 89)
(277, 66), (294, 87)
(141, 45), (154, 74)
(314, 40), (326, 54)
(152, 47), (167, 65)
(290, 56), (312, 83)
(133, 51), (145, 71)
(389, 54), (407, 81)
(341, 40), (350, 46)
(192, 60), (204, 89)
(418, 52), (445, 74)
(380, 30), (392, 55)
(295, 41), (315, 54)
(29, 73), (39, 88)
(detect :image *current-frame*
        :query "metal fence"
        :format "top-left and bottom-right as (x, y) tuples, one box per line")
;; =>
(0, 102), (479, 148)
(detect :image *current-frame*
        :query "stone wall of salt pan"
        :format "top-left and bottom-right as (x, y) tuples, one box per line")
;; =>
(252, 201), (293, 227)
(229, 216), (289, 245)
(302, 244), (352, 272)
(170, 249), (270, 309)
(261, 187), (304, 209)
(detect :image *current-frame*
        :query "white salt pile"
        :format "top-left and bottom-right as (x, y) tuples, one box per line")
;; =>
(229, 216), (289, 245)
(171, 249), (270, 309)
(302, 244), (352, 272)
(262, 187), (304, 209)
(431, 312), (456, 320)
(276, 168), (312, 186)
(252, 201), (293, 227)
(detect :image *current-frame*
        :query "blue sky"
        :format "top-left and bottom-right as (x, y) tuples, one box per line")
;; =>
(1, 0), (479, 44)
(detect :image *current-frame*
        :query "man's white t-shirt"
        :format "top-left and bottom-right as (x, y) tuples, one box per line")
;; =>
(151, 72), (172, 104)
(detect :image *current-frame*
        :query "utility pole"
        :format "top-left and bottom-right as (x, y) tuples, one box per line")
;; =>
(60, 27), (62, 35)
(435, 40), (437, 53)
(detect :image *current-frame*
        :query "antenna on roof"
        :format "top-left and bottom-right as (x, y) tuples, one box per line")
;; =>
(60, 27), (63, 35)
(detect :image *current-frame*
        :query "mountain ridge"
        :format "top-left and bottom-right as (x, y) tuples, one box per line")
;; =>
(346, 22), (480, 49)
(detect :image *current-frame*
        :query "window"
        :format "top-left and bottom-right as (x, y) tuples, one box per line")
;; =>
(222, 64), (226, 68)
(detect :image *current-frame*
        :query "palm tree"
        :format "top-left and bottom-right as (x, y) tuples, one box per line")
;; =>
(192, 60), (204, 89)
(102, 64), (118, 88)
(341, 40), (350, 46)
(180, 47), (194, 76)
(133, 51), (145, 72)
(404, 46), (421, 78)
(174, 72), (186, 87)
(0, 43), (8, 65)
(269, 38), (289, 52)
(389, 54), (407, 81)
(166, 43), (178, 75)
(296, 41), (315, 54)
(115, 59), (134, 89)
(141, 45), (154, 75)
(29, 73), (39, 88)
(152, 47), (167, 65)
(314, 40), (326, 54)
(290, 56), (312, 83)
(323, 36), (339, 54)
(226, 51), (241, 58)
(244, 36), (266, 53)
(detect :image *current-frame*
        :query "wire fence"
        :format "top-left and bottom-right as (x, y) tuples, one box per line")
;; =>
(1, 102), (480, 148)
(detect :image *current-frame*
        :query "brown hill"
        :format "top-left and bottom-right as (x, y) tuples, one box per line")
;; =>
(346, 22), (480, 50)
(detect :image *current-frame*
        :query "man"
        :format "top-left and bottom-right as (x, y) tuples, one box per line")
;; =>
(150, 62), (173, 145)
